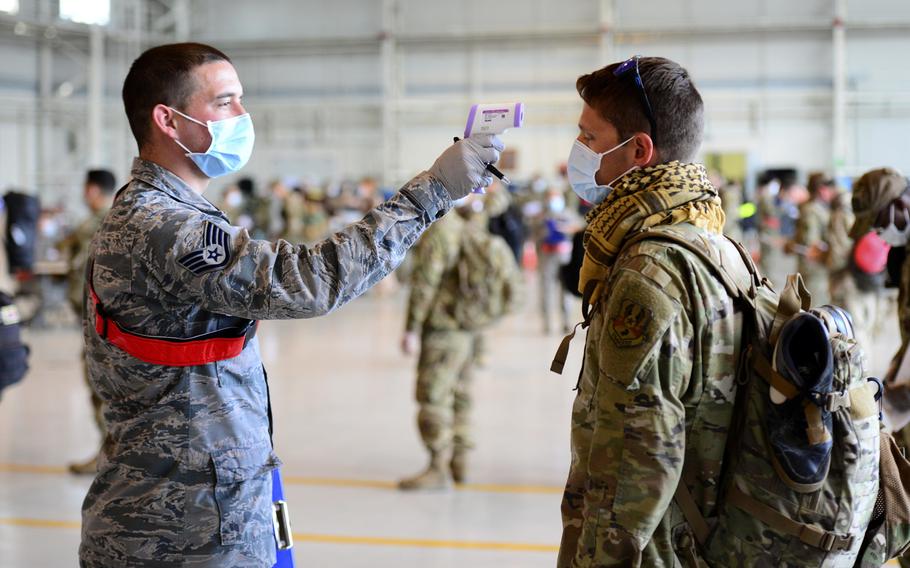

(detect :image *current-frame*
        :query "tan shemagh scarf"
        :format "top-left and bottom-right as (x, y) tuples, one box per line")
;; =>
(579, 161), (726, 304)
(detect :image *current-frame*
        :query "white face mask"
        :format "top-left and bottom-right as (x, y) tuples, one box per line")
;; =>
(566, 137), (637, 205)
(877, 205), (910, 247)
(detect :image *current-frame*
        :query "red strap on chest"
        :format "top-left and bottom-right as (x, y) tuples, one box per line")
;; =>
(88, 278), (257, 367)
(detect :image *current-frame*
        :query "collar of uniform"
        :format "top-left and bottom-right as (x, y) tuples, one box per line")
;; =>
(129, 157), (226, 219)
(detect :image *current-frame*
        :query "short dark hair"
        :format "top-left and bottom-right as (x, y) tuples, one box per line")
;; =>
(86, 169), (116, 194)
(122, 42), (231, 150)
(576, 56), (704, 163)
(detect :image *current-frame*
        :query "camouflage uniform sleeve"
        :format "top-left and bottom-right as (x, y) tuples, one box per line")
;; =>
(404, 224), (451, 332)
(576, 261), (693, 566)
(140, 172), (452, 320)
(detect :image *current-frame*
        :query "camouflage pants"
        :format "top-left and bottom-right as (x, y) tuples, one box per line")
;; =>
(539, 251), (571, 332)
(414, 330), (478, 454)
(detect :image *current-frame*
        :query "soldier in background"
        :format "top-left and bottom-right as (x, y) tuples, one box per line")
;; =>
(399, 191), (521, 490)
(788, 172), (835, 304)
(59, 169), (116, 474)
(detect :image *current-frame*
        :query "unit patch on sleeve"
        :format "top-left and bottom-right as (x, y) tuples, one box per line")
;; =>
(608, 298), (653, 347)
(178, 221), (232, 275)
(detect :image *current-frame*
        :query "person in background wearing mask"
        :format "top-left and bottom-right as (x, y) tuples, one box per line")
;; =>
(787, 172), (835, 305)
(59, 169), (116, 474)
(80, 43), (502, 567)
(533, 188), (581, 334)
(557, 56), (743, 566)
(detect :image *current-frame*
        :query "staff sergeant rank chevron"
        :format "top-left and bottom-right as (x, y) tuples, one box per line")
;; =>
(179, 221), (232, 275)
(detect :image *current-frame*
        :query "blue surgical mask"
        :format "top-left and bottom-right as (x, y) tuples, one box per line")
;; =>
(170, 107), (255, 178)
(567, 137), (636, 204)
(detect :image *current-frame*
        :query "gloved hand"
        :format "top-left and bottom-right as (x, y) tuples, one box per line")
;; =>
(428, 134), (504, 200)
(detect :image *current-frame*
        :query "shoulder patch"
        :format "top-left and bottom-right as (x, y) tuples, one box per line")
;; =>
(608, 298), (654, 347)
(178, 221), (232, 275)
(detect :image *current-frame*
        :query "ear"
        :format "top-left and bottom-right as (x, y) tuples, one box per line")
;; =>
(631, 133), (657, 167)
(150, 104), (180, 140)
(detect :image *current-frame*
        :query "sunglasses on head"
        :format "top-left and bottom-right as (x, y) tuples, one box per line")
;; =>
(613, 55), (658, 145)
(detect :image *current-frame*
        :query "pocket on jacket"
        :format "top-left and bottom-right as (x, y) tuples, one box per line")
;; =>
(211, 444), (281, 546)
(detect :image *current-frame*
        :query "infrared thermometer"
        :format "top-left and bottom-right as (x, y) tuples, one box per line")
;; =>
(456, 102), (525, 186)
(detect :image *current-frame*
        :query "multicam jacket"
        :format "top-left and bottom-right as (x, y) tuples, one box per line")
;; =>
(558, 227), (739, 567)
(79, 158), (451, 567)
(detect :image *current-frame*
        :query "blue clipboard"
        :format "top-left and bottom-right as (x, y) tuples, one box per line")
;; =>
(272, 468), (295, 568)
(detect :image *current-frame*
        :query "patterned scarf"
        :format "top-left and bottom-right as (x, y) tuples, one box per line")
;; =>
(579, 161), (726, 304)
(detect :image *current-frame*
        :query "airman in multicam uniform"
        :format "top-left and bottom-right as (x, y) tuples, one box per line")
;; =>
(398, 192), (521, 490)
(557, 56), (740, 566)
(79, 42), (501, 567)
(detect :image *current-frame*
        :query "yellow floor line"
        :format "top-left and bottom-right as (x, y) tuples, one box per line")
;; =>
(0, 463), (563, 495)
(0, 463), (68, 475)
(0, 517), (81, 530)
(292, 533), (559, 553)
(0, 517), (558, 553)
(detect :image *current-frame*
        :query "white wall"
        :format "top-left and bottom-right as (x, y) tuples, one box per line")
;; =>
(0, 0), (909, 208)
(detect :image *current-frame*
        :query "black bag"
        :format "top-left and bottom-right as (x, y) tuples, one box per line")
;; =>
(0, 293), (28, 396)
(4, 191), (40, 273)
(560, 231), (585, 298)
(488, 204), (526, 264)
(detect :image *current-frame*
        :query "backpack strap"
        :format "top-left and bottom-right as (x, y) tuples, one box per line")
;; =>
(550, 279), (599, 375)
(621, 225), (760, 306)
(727, 483), (854, 552)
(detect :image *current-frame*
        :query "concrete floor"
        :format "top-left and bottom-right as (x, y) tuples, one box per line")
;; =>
(0, 271), (901, 567)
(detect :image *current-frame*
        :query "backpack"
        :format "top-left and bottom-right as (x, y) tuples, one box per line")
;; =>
(557, 223), (909, 566)
(0, 292), (29, 398)
(451, 230), (520, 331)
(3, 192), (40, 273)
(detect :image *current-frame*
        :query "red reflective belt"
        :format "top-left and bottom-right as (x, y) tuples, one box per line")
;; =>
(89, 281), (257, 367)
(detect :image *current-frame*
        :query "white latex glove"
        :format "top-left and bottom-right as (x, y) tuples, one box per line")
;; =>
(401, 331), (419, 356)
(428, 134), (504, 200)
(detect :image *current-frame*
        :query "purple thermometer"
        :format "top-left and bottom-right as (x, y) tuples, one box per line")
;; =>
(460, 102), (524, 188)
(464, 102), (525, 139)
